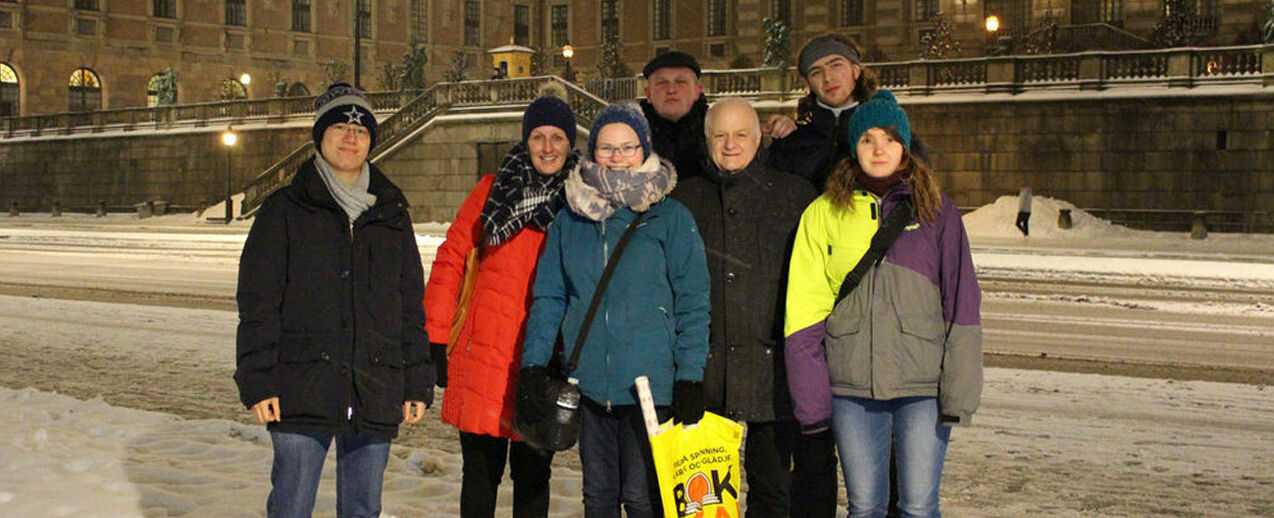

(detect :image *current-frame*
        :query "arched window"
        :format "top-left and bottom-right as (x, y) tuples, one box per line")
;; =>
(219, 78), (247, 100)
(69, 67), (102, 112)
(0, 63), (18, 117)
(286, 82), (310, 97)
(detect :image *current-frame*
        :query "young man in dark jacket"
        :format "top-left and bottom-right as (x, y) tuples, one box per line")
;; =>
(768, 34), (926, 191)
(235, 82), (434, 518)
(671, 99), (817, 517)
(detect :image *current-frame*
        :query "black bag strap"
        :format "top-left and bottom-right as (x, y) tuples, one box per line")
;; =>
(836, 198), (913, 304)
(564, 210), (650, 375)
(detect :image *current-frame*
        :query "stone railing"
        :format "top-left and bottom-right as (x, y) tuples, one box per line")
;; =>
(9, 44), (1269, 139)
(883, 44), (1272, 95)
(582, 77), (640, 102)
(570, 44), (1272, 101)
(239, 76), (606, 217)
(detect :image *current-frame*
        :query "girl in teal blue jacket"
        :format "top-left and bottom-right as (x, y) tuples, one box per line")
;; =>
(518, 103), (710, 517)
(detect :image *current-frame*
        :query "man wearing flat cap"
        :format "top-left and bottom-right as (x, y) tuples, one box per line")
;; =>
(640, 51), (712, 181)
(641, 51), (796, 181)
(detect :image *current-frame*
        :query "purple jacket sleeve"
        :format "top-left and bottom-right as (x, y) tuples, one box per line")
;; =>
(937, 198), (983, 425)
(785, 321), (833, 433)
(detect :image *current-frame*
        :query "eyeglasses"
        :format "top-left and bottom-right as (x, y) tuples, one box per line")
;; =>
(329, 124), (370, 139)
(595, 144), (641, 158)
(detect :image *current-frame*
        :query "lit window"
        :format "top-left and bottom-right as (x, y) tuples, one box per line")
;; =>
(68, 68), (102, 112)
(220, 78), (247, 100)
(0, 63), (18, 117)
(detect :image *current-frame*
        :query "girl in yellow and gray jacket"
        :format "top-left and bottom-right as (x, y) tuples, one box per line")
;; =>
(784, 90), (982, 518)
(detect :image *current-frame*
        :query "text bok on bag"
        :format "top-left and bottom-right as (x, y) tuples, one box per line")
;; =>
(636, 376), (744, 518)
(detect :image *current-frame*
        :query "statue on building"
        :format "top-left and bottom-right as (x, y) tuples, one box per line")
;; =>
(1265, 0), (1274, 43)
(155, 67), (178, 106)
(399, 44), (428, 92)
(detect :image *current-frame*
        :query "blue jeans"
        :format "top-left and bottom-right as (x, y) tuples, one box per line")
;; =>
(267, 430), (391, 518)
(831, 396), (950, 518)
(578, 400), (669, 518)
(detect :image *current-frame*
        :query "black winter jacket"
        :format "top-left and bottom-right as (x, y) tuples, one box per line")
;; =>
(670, 150), (817, 422)
(768, 94), (928, 190)
(234, 157), (433, 440)
(642, 95), (709, 181)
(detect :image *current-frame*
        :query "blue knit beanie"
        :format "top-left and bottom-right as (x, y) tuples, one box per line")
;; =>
(846, 89), (911, 157)
(588, 103), (652, 160)
(312, 82), (378, 149)
(523, 96), (577, 147)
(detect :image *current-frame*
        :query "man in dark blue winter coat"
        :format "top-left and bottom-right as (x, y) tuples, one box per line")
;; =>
(672, 99), (817, 517)
(234, 82), (434, 518)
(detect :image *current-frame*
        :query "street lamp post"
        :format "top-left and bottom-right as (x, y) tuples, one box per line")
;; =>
(561, 44), (575, 82)
(353, 1), (362, 89)
(221, 127), (238, 224)
(985, 15), (1013, 55)
(984, 15), (1000, 55)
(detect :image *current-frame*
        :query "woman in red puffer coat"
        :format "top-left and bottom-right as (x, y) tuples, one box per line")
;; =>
(423, 96), (580, 518)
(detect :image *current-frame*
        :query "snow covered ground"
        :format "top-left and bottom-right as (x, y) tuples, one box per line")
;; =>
(1, 196), (1272, 516)
(4, 367), (1270, 517)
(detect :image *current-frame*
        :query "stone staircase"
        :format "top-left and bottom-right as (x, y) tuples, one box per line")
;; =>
(238, 76), (607, 218)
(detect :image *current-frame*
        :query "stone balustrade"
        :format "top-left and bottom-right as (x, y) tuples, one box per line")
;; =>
(5, 44), (1270, 140)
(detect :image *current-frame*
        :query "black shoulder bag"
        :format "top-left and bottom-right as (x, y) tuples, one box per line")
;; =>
(516, 211), (650, 451)
(836, 198), (913, 304)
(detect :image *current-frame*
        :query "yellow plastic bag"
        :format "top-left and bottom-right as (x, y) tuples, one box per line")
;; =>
(649, 412), (744, 518)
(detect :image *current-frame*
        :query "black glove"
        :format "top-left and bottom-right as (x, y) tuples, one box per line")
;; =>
(672, 380), (705, 425)
(516, 366), (553, 424)
(429, 343), (448, 388)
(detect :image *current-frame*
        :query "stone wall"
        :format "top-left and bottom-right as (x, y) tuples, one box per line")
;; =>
(2, 93), (1271, 232)
(905, 94), (1274, 231)
(0, 126), (311, 212)
(374, 114), (525, 223)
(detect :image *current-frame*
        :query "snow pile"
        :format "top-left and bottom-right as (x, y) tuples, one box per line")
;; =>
(963, 195), (1136, 240)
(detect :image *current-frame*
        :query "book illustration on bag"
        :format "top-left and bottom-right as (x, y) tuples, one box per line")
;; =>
(636, 376), (744, 518)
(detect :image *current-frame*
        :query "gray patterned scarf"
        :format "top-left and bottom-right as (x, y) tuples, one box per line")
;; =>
(314, 154), (376, 222)
(564, 154), (677, 222)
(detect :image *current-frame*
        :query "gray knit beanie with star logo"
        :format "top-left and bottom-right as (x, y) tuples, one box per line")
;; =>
(312, 82), (378, 149)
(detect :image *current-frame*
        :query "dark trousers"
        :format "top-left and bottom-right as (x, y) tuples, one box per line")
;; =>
(790, 428), (902, 518)
(578, 400), (669, 518)
(458, 431), (554, 518)
(742, 420), (795, 518)
(791, 429), (839, 518)
(1016, 211), (1031, 236)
